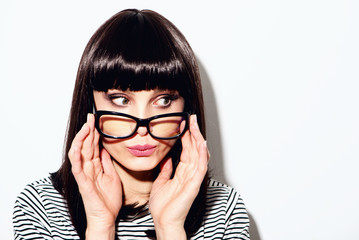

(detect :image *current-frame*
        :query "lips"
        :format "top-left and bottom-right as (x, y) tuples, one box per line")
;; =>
(127, 144), (156, 157)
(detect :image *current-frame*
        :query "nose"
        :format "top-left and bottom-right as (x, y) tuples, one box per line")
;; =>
(132, 107), (151, 137)
(137, 125), (148, 136)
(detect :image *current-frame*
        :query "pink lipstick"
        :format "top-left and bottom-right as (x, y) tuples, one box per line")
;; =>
(127, 144), (156, 157)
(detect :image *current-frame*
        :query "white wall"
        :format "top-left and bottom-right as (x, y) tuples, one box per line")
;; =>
(1, 1), (358, 239)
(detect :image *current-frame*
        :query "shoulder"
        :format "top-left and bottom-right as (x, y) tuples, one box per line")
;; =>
(19, 177), (57, 193)
(199, 179), (250, 239)
(14, 176), (66, 217)
(13, 176), (76, 239)
(15, 176), (63, 205)
(207, 179), (245, 207)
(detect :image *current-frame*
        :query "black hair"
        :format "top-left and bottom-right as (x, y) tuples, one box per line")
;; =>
(51, 9), (207, 239)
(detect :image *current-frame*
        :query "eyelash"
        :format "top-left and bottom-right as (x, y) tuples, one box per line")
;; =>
(107, 93), (180, 108)
(108, 94), (129, 106)
(155, 94), (179, 108)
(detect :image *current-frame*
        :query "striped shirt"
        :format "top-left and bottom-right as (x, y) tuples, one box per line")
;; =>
(13, 177), (250, 239)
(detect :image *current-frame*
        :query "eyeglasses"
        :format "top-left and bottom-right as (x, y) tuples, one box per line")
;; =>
(94, 111), (189, 140)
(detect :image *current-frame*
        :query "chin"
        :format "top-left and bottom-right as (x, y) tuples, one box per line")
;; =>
(115, 155), (162, 172)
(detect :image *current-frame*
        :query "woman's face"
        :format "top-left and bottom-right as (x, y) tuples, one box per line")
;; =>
(93, 89), (185, 172)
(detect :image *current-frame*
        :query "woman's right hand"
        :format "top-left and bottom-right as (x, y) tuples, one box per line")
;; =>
(68, 114), (122, 239)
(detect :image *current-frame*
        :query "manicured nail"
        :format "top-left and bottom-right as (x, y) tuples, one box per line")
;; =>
(193, 114), (197, 123)
(192, 114), (199, 130)
(87, 113), (91, 122)
(203, 141), (207, 149)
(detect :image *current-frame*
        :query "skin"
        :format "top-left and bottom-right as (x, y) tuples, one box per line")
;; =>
(68, 89), (209, 240)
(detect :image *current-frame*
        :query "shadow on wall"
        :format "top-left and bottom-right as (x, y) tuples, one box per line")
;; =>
(197, 58), (262, 240)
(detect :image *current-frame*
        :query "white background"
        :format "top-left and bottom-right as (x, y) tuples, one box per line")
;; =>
(1, 1), (358, 239)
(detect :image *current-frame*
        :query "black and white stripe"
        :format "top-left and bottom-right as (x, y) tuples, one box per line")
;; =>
(13, 177), (250, 239)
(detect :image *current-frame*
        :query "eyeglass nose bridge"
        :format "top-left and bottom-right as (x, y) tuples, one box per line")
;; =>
(136, 118), (151, 127)
(134, 118), (152, 135)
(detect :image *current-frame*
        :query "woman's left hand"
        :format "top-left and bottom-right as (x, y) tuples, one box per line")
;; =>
(149, 114), (209, 239)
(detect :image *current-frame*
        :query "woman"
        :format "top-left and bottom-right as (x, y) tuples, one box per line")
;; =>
(13, 9), (250, 239)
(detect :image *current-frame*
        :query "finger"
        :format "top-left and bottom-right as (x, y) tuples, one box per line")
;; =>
(70, 122), (90, 152)
(180, 116), (193, 157)
(68, 123), (90, 169)
(207, 146), (211, 161)
(68, 123), (92, 184)
(155, 157), (173, 184)
(191, 141), (208, 184)
(101, 148), (116, 175)
(93, 127), (100, 159)
(91, 129), (102, 176)
(180, 117), (187, 132)
(189, 114), (205, 148)
(179, 115), (203, 165)
(92, 156), (102, 177)
(81, 114), (95, 160)
(69, 145), (87, 183)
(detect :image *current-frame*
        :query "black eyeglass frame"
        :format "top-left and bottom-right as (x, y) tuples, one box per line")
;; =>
(94, 110), (190, 140)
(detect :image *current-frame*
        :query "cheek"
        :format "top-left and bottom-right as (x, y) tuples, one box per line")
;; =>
(101, 138), (126, 155)
(156, 139), (177, 155)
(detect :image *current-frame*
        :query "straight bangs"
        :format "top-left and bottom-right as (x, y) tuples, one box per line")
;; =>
(88, 10), (190, 94)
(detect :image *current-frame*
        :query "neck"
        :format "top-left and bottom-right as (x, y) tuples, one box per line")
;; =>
(112, 160), (154, 206)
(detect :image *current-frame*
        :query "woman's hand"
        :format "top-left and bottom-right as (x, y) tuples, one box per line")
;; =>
(149, 115), (209, 239)
(68, 114), (122, 239)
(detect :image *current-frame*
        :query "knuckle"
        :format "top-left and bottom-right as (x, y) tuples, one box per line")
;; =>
(200, 163), (208, 173)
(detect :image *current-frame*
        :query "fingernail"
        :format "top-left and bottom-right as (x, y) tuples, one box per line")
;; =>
(193, 114), (197, 123)
(87, 113), (91, 122)
(191, 114), (198, 129)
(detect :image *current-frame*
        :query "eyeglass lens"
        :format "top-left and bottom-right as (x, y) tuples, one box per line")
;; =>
(98, 114), (185, 138)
